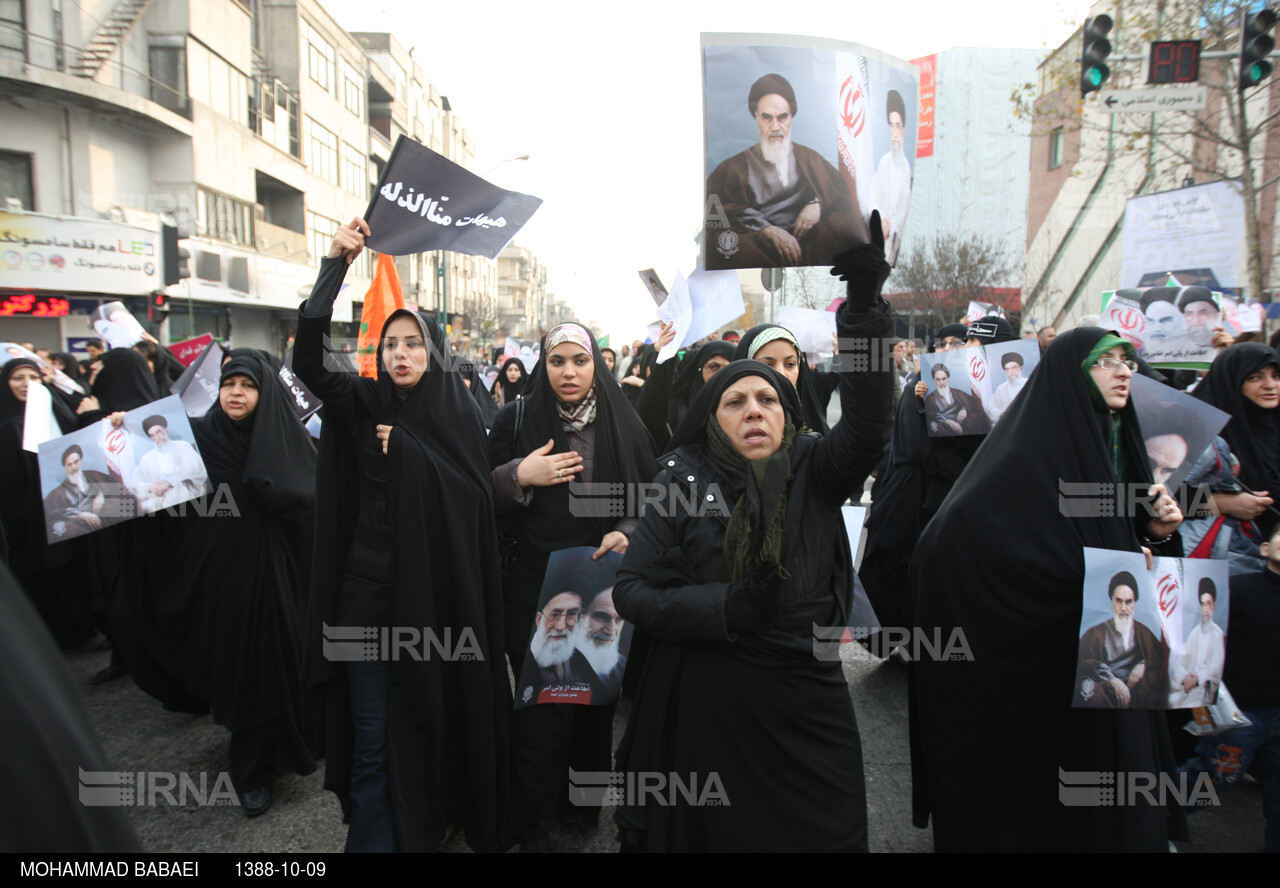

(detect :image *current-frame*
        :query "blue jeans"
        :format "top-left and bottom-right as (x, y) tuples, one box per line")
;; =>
(1183, 708), (1280, 852)
(345, 661), (395, 853)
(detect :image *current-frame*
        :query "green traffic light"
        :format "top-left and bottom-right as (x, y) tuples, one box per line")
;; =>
(1087, 67), (1104, 87)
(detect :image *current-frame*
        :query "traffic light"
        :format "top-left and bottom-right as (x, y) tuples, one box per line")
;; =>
(148, 290), (170, 323)
(1239, 8), (1277, 92)
(1081, 14), (1114, 97)
(162, 223), (191, 285)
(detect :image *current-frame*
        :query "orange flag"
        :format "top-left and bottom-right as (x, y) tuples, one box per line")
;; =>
(357, 253), (405, 378)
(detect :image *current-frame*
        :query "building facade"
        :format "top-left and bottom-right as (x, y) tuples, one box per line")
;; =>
(0, 0), (516, 357)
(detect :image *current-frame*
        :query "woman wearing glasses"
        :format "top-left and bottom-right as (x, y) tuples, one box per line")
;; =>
(910, 328), (1187, 852)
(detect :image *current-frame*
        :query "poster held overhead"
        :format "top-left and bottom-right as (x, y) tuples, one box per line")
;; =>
(702, 34), (918, 271)
(363, 136), (543, 259)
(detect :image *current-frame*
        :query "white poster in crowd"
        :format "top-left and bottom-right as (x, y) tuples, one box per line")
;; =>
(1101, 287), (1221, 370)
(1121, 182), (1244, 291)
(0, 211), (161, 296)
(919, 339), (1040, 436)
(22, 379), (59, 453)
(777, 305), (837, 359)
(37, 395), (209, 543)
(92, 301), (153, 350)
(504, 338), (539, 372)
(1074, 548), (1229, 710)
(655, 268), (746, 363)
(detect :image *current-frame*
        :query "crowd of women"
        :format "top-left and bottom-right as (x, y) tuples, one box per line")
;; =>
(2, 208), (1275, 853)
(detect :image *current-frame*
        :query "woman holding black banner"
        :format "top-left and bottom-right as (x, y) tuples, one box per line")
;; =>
(909, 329), (1187, 851)
(295, 218), (511, 852)
(488, 320), (656, 842)
(610, 223), (893, 852)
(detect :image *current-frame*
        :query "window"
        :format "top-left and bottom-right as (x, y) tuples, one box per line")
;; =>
(304, 116), (338, 184)
(300, 19), (335, 93)
(342, 60), (363, 118)
(0, 0), (24, 62)
(306, 210), (337, 264)
(1049, 127), (1064, 170)
(391, 59), (407, 104)
(341, 142), (365, 197)
(197, 187), (255, 246)
(0, 150), (32, 209)
(186, 41), (249, 126)
(149, 44), (188, 114)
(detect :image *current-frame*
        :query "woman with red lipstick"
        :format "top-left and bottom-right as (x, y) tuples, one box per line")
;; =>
(295, 219), (511, 852)
(488, 321), (655, 842)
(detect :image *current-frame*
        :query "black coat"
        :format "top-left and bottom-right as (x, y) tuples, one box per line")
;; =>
(296, 257), (511, 852)
(613, 297), (892, 851)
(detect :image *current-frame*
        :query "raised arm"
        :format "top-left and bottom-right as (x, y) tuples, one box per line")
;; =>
(811, 216), (893, 507)
(294, 219), (369, 406)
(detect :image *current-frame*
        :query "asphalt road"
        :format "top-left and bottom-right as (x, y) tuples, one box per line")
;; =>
(67, 636), (1265, 853)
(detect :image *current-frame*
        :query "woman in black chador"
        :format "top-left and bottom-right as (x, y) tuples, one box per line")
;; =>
(488, 320), (656, 840)
(295, 219), (511, 852)
(910, 329), (1188, 851)
(127, 351), (319, 817)
(0, 358), (86, 645)
(611, 223), (893, 852)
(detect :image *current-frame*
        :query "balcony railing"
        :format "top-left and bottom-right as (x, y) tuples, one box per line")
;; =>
(0, 24), (191, 119)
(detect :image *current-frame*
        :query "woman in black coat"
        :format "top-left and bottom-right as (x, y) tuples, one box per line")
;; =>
(611, 238), (893, 851)
(295, 219), (511, 852)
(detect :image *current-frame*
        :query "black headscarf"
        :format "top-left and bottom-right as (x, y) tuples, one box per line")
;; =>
(196, 353), (317, 512)
(734, 324), (830, 433)
(454, 358), (500, 429)
(0, 358), (40, 424)
(670, 340), (737, 409)
(91, 348), (159, 414)
(1192, 342), (1280, 508)
(965, 315), (1017, 345)
(670, 361), (802, 582)
(495, 356), (529, 404)
(909, 326), (1185, 851)
(50, 352), (85, 386)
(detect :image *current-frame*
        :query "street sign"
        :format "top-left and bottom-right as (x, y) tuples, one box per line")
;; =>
(1099, 86), (1207, 113)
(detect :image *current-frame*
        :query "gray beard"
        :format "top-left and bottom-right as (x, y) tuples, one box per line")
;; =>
(530, 620), (581, 669)
(759, 134), (794, 187)
(576, 634), (620, 676)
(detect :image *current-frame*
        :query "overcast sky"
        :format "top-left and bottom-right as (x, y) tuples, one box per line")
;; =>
(323, 0), (1091, 338)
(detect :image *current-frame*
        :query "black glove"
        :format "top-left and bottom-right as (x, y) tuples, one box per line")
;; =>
(724, 559), (781, 634)
(829, 209), (890, 310)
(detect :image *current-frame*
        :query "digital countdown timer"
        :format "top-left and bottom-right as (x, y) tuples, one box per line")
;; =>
(1148, 40), (1201, 84)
